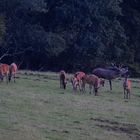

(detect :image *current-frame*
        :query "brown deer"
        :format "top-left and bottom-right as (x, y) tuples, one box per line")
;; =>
(0, 63), (9, 83)
(81, 74), (104, 96)
(123, 75), (131, 99)
(8, 63), (18, 82)
(72, 71), (86, 92)
(59, 70), (67, 89)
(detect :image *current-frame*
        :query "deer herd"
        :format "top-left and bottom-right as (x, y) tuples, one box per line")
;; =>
(0, 63), (17, 83)
(0, 62), (131, 99)
(60, 64), (132, 99)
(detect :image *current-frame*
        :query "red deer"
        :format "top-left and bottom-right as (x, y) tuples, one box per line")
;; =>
(71, 76), (82, 91)
(81, 74), (104, 95)
(59, 70), (67, 89)
(72, 71), (86, 91)
(92, 65), (128, 90)
(0, 63), (9, 83)
(9, 63), (17, 82)
(123, 75), (131, 99)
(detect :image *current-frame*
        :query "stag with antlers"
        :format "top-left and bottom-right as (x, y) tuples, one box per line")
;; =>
(92, 64), (128, 90)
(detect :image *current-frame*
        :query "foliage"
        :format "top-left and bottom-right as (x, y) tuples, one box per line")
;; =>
(0, 0), (140, 75)
(0, 15), (6, 43)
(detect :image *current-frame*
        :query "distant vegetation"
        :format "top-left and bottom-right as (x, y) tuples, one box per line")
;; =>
(0, 0), (140, 76)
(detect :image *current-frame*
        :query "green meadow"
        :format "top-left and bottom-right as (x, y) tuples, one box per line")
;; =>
(0, 71), (140, 140)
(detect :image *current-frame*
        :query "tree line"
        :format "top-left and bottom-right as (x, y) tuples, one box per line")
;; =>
(0, 0), (140, 76)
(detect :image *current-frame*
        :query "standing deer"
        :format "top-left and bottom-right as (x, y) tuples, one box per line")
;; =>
(0, 63), (9, 83)
(59, 70), (67, 89)
(92, 65), (128, 90)
(8, 63), (17, 82)
(123, 75), (131, 99)
(81, 74), (103, 96)
(72, 71), (85, 92)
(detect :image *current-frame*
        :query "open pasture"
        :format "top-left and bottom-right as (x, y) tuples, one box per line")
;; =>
(0, 71), (140, 140)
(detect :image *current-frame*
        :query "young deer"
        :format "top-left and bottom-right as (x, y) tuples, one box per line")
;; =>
(0, 63), (9, 83)
(59, 70), (67, 89)
(123, 75), (131, 99)
(9, 63), (18, 82)
(81, 74), (103, 96)
(72, 71), (85, 92)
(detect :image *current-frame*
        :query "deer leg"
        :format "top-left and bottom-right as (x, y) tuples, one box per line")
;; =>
(124, 89), (125, 99)
(78, 83), (81, 92)
(127, 90), (130, 99)
(78, 81), (83, 92)
(89, 85), (92, 94)
(62, 80), (66, 89)
(60, 80), (62, 88)
(8, 72), (11, 82)
(6, 74), (8, 84)
(71, 80), (75, 90)
(129, 92), (130, 99)
(63, 82), (66, 89)
(73, 82), (78, 92)
(94, 86), (98, 96)
(127, 90), (129, 99)
(81, 82), (85, 93)
(14, 74), (16, 83)
(109, 80), (112, 90)
(1, 75), (4, 82)
(73, 80), (78, 92)
(129, 89), (130, 99)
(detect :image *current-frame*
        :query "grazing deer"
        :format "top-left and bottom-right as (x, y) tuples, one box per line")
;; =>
(72, 71), (86, 92)
(72, 77), (83, 92)
(92, 65), (128, 90)
(81, 74), (103, 96)
(8, 63), (17, 82)
(123, 75), (131, 99)
(0, 63), (9, 83)
(59, 70), (67, 89)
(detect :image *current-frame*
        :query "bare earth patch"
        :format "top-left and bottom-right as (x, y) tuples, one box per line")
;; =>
(91, 118), (140, 140)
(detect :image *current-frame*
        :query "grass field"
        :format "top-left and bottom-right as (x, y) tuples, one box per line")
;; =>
(0, 71), (140, 140)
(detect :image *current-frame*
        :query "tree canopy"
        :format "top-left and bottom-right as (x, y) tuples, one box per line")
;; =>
(0, 0), (140, 76)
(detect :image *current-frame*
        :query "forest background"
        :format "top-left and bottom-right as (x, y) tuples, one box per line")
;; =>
(0, 0), (140, 76)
